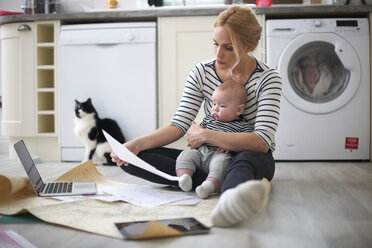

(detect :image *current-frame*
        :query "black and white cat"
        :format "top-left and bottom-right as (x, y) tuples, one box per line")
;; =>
(74, 98), (125, 165)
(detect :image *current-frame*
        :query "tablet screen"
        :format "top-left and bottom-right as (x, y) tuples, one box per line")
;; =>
(115, 217), (210, 240)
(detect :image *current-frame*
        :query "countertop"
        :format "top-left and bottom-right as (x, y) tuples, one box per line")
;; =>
(1, 4), (372, 25)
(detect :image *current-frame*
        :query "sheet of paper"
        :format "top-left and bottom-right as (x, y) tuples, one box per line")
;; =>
(103, 185), (201, 208)
(103, 130), (180, 182)
(168, 197), (202, 206)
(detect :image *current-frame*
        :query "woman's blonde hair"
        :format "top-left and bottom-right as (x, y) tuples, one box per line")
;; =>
(214, 6), (262, 78)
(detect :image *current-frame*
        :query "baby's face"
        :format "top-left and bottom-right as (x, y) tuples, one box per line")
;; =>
(211, 89), (241, 122)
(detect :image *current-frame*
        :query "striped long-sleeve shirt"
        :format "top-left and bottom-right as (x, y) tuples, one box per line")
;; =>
(170, 58), (282, 151)
(200, 114), (252, 149)
(200, 115), (253, 133)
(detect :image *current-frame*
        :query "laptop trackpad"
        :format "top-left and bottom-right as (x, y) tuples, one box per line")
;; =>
(74, 182), (96, 189)
(72, 182), (96, 195)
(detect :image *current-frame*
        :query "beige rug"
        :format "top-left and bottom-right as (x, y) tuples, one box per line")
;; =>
(0, 161), (218, 239)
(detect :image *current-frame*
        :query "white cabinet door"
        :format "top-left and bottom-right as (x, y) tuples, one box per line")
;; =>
(158, 16), (216, 149)
(1, 22), (36, 136)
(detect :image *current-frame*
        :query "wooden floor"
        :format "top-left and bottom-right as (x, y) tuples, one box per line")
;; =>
(0, 154), (371, 248)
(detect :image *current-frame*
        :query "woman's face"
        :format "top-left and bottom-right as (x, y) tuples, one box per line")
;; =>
(213, 26), (236, 70)
(213, 25), (247, 71)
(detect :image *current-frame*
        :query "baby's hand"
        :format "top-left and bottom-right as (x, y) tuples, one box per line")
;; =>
(217, 147), (229, 154)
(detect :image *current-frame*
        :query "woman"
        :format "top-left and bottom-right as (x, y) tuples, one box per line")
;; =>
(111, 5), (282, 227)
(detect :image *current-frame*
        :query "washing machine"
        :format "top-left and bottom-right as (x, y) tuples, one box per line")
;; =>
(266, 18), (370, 160)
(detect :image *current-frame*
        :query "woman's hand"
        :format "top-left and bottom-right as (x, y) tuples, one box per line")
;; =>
(110, 139), (141, 166)
(110, 151), (125, 166)
(187, 121), (206, 149)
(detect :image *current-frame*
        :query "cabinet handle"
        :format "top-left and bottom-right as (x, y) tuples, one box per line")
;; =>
(17, 24), (32, 31)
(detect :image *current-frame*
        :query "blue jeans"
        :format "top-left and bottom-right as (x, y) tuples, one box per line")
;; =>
(120, 147), (275, 193)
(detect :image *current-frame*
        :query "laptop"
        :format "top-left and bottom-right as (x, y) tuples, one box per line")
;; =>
(14, 140), (96, 197)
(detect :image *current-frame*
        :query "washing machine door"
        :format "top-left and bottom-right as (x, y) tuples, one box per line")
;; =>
(278, 33), (361, 114)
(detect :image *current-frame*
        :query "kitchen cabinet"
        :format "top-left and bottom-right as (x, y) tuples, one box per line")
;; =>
(158, 16), (216, 149)
(1, 21), (59, 136)
(1, 22), (36, 136)
(35, 21), (59, 136)
(157, 14), (265, 149)
(1, 21), (60, 160)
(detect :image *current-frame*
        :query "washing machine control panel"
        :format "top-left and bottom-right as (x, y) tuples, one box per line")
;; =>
(335, 20), (361, 33)
(336, 20), (358, 27)
(311, 19), (366, 35)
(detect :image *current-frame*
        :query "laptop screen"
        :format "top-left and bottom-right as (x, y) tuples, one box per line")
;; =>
(14, 140), (44, 192)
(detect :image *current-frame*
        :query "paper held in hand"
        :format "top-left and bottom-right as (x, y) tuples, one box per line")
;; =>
(102, 130), (180, 182)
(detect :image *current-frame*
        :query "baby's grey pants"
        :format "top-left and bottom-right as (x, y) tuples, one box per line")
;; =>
(175, 145), (232, 183)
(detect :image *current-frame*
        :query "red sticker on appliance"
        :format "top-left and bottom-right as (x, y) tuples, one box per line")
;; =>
(345, 137), (359, 150)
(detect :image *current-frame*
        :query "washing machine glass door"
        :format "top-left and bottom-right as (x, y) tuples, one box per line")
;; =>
(278, 33), (361, 114)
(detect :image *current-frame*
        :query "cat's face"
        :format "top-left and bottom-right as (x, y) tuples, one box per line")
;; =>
(75, 98), (96, 118)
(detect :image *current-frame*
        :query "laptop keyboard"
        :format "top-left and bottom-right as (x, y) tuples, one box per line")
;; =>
(45, 182), (73, 194)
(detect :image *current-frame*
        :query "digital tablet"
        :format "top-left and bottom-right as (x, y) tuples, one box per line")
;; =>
(115, 217), (210, 240)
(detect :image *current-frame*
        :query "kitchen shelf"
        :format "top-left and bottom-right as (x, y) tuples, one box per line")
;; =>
(36, 22), (57, 135)
(37, 46), (54, 66)
(37, 69), (54, 88)
(37, 92), (54, 111)
(37, 42), (54, 47)
(37, 65), (55, 69)
(37, 23), (54, 43)
(38, 110), (55, 114)
(37, 114), (55, 134)
(37, 88), (54, 92)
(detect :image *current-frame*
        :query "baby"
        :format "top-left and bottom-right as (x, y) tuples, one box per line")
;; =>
(176, 80), (252, 198)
